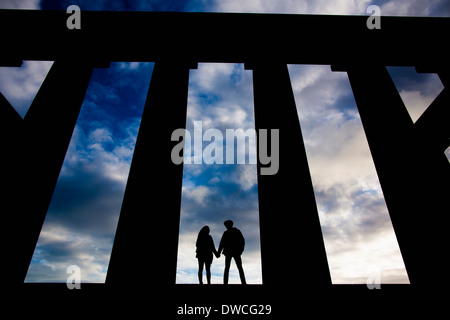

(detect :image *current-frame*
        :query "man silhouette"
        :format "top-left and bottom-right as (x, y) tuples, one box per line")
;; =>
(218, 220), (247, 285)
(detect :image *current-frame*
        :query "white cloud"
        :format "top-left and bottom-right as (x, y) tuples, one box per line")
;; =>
(183, 185), (213, 206)
(398, 90), (434, 123)
(396, 75), (444, 123)
(62, 122), (137, 185)
(231, 165), (257, 191)
(88, 127), (114, 144)
(0, 61), (53, 117)
(288, 66), (378, 188)
(190, 63), (235, 93)
(118, 62), (141, 70)
(210, 0), (308, 14)
(209, 176), (220, 184)
(182, 63), (257, 173)
(213, 106), (247, 127)
(309, 0), (371, 15)
(209, 0), (450, 17)
(380, 0), (442, 16)
(326, 226), (410, 283)
(187, 63), (254, 130)
(209, 0), (372, 15)
(26, 223), (112, 283)
(0, 0), (40, 9)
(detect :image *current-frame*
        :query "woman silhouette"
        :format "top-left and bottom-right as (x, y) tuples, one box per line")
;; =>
(196, 226), (219, 284)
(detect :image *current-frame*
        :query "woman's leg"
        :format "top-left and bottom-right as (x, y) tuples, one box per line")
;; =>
(198, 259), (204, 284)
(205, 263), (211, 284)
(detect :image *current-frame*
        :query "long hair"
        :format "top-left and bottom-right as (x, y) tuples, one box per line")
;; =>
(196, 226), (210, 247)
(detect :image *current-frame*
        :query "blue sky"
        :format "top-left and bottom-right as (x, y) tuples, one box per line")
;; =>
(0, 0), (449, 284)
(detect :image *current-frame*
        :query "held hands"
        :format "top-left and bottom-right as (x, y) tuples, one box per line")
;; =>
(215, 252), (221, 258)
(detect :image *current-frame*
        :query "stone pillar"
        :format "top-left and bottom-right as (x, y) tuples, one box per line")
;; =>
(106, 61), (196, 297)
(247, 62), (331, 296)
(343, 64), (450, 290)
(3, 60), (95, 285)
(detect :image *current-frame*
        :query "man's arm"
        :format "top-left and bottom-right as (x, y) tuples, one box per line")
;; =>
(218, 232), (225, 255)
(238, 229), (245, 254)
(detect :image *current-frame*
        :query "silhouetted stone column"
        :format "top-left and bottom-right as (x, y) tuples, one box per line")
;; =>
(437, 69), (450, 88)
(1, 93), (23, 260)
(106, 61), (195, 297)
(344, 65), (450, 291)
(415, 66), (450, 151)
(0, 92), (22, 144)
(414, 88), (449, 151)
(3, 60), (94, 286)
(247, 63), (331, 296)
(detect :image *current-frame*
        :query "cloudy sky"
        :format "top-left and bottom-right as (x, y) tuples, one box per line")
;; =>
(0, 0), (448, 285)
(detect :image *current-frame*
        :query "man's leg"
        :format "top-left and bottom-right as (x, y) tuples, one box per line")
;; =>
(234, 255), (247, 285)
(224, 255), (232, 285)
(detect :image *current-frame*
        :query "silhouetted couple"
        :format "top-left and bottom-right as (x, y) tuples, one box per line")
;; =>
(196, 220), (246, 285)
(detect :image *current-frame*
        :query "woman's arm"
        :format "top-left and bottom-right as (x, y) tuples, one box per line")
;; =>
(209, 235), (220, 258)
